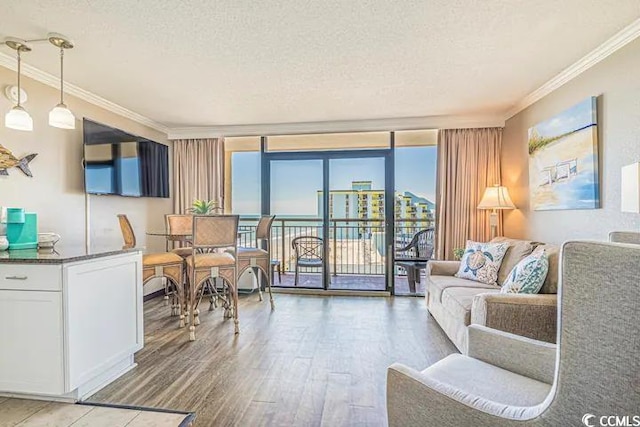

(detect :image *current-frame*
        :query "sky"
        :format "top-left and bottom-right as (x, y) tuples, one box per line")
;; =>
(530, 97), (596, 139)
(231, 146), (437, 215)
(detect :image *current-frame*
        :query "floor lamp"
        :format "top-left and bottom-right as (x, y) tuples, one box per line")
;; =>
(478, 185), (516, 239)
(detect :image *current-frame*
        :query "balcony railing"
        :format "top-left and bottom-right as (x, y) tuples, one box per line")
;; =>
(238, 217), (434, 277)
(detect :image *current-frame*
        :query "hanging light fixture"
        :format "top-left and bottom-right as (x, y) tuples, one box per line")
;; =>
(48, 33), (75, 129)
(4, 38), (33, 131)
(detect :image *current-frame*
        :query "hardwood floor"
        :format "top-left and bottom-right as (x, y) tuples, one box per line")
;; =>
(89, 293), (456, 426)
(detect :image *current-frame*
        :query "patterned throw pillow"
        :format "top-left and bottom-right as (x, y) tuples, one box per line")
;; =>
(500, 247), (549, 294)
(455, 240), (509, 285)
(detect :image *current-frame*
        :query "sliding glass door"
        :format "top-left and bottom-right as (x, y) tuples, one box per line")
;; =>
(269, 159), (324, 289)
(327, 157), (386, 291)
(263, 148), (393, 292)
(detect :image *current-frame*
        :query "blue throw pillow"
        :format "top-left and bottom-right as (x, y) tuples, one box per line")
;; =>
(501, 247), (549, 294)
(455, 240), (509, 285)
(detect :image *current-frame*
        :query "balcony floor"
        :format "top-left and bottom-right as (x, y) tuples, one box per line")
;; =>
(272, 272), (426, 295)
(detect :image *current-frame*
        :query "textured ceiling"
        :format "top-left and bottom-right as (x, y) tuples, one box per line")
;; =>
(1, 0), (639, 128)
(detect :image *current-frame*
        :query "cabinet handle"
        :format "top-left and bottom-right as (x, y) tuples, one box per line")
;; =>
(5, 276), (28, 280)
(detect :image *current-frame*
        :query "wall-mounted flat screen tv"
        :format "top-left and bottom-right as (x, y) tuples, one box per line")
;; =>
(83, 119), (169, 198)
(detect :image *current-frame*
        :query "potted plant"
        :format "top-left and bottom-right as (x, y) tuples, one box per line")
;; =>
(190, 199), (223, 214)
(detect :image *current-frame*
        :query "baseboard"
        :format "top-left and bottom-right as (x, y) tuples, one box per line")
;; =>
(272, 288), (391, 297)
(143, 289), (166, 302)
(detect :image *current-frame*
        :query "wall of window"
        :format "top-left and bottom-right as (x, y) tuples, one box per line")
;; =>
(225, 130), (438, 220)
(225, 137), (261, 215)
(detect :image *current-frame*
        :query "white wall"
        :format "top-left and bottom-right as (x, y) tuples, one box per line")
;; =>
(501, 38), (640, 244)
(0, 65), (172, 294)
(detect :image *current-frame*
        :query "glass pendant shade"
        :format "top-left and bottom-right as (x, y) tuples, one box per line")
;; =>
(5, 105), (33, 131)
(49, 103), (75, 129)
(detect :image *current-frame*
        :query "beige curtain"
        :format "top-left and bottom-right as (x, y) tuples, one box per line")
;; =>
(173, 138), (225, 214)
(435, 128), (503, 260)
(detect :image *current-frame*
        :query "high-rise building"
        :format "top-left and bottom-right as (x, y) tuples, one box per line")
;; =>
(317, 181), (434, 238)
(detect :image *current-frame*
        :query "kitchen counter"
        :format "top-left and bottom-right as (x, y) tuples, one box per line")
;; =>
(0, 246), (141, 264)
(0, 248), (143, 401)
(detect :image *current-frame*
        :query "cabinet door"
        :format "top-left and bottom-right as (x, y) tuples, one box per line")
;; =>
(64, 253), (143, 391)
(0, 290), (64, 395)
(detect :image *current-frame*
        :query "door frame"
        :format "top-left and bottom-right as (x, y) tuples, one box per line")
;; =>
(260, 134), (396, 293)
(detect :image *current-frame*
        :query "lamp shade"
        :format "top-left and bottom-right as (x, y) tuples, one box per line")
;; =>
(49, 103), (76, 129)
(621, 162), (640, 213)
(478, 185), (516, 210)
(5, 105), (33, 131)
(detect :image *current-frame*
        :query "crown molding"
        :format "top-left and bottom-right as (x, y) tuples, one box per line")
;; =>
(0, 52), (169, 134)
(167, 113), (506, 139)
(504, 17), (640, 120)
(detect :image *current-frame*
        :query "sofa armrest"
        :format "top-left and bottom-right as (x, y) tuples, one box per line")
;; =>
(471, 293), (557, 344)
(427, 260), (460, 277)
(467, 325), (556, 384)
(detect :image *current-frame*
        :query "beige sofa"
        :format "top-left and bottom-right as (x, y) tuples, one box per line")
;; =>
(426, 237), (558, 353)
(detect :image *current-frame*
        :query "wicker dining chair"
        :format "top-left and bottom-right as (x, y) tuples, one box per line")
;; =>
(165, 214), (193, 257)
(237, 215), (276, 309)
(117, 214), (186, 326)
(186, 215), (240, 341)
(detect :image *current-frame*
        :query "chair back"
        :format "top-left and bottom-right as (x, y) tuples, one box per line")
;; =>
(117, 214), (136, 248)
(545, 241), (640, 420)
(609, 231), (640, 245)
(292, 236), (324, 261)
(192, 215), (239, 250)
(255, 215), (276, 241)
(166, 214), (193, 241)
(397, 228), (434, 259)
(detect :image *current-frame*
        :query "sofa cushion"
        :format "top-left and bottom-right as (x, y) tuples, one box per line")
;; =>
(429, 275), (498, 303)
(420, 354), (552, 408)
(441, 287), (500, 325)
(455, 241), (509, 285)
(490, 237), (536, 286)
(500, 247), (549, 294)
(534, 244), (559, 294)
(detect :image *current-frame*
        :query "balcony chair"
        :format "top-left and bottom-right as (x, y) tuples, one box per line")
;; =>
(186, 215), (240, 341)
(386, 240), (640, 426)
(117, 214), (186, 325)
(395, 228), (434, 293)
(291, 236), (325, 286)
(236, 215), (276, 309)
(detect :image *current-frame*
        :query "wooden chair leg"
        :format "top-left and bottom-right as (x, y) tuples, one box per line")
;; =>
(231, 282), (239, 335)
(255, 267), (264, 302)
(189, 269), (198, 341)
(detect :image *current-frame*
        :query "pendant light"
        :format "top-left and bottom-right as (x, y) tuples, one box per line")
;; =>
(48, 33), (75, 129)
(4, 38), (33, 131)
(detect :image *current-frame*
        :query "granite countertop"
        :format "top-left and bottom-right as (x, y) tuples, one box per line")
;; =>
(0, 246), (142, 264)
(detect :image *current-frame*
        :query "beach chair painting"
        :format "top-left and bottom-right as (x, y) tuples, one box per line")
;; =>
(528, 97), (599, 211)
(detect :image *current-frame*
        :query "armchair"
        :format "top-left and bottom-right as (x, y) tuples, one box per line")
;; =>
(388, 241), (640, 426)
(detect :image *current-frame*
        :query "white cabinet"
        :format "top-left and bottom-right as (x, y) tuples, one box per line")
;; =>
(0, 290), (64, 395)
(0, 250), (143, 401)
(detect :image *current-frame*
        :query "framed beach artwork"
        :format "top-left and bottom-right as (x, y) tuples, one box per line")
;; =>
(528, 97), (600, 211)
